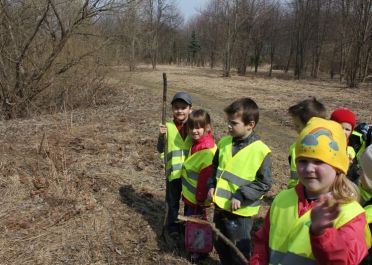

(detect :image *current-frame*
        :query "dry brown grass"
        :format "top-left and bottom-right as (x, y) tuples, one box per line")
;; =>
(0, 64), (370, 264)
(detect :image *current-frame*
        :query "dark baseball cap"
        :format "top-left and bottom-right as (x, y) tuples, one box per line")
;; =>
(171, 92), (192, 105)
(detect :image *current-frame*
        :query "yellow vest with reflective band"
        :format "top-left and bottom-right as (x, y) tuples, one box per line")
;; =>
(352, 130), (366, 159)
(365, 205), (372, 224)
(359, 185), (372, 224)
(347, 146), (356, 161)
(214, 136), (271, 217)
(165, 121), (192, 181)
(359, 185), (372, 204)
(269, 188), (371, 265)
(287, 142), (298, 189)
(181, 145), (217, 205)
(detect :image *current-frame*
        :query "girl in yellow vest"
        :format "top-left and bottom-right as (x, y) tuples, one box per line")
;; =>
(181, 109), (216, 262)
(250, 117), (370, 265)
(157, 92), (193, 237)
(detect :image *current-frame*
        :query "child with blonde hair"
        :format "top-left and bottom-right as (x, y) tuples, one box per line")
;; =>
(250, 117), (370, 265)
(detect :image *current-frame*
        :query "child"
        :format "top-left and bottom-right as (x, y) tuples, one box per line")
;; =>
(157, 92), (193, 237)
(207, 98), (272, 265)
(250, 117), (370, 265)
(330, 107), (357, 162)
(359, 145), (372, 222)
(359, 145), (372, 265)
(181, 109), (216, 261)
(287, 97), (326, 188)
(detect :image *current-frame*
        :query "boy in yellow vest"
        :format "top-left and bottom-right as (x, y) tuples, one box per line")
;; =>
(157, 92), (193, 237)
(207, 98), (272, 265)
(287, 97), (326, 188)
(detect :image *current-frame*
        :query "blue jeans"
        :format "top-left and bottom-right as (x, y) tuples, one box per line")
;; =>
(213, 209), (253, 265)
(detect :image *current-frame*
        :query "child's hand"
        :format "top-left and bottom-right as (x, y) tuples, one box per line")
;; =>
(231, 198), (241, 211)
(159, 124), (167, 135)
(310, 194), (340, 236)
(207, 188), (214, 200)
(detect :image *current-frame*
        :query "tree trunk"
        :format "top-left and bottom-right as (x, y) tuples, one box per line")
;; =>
(269, 47), (275, 77)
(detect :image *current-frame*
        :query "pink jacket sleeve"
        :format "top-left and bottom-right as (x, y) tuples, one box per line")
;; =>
(310, 213), (369, 265)
(250, 209), (271, 265)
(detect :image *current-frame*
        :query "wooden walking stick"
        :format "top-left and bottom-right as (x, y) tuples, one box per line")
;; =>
(178, 215), (249, 264)
(162, 73), (167, 125)
(161, 72), (168, 237)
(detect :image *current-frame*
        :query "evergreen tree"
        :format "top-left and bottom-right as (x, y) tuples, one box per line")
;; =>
(188, 30), (201, 65)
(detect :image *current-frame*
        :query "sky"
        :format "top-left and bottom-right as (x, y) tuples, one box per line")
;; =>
(176, 0), (209, 21)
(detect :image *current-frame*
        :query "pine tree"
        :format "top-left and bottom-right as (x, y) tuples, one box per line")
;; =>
(188, 30), (201, 65)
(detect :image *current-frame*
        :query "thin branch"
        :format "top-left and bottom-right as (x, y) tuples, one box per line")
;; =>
(178, 215), (249, 265)
(15, 2), (50, 92)
(55, 38), (112, 75)
(49, 0), (66, 38)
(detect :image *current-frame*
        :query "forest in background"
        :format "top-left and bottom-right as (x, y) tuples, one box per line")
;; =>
(1, 0), (371, 119)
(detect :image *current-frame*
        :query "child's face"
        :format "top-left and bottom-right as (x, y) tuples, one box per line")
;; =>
(292, 116), (305, 134)
(189, 125), (210, 141)
(296, 157), (337, 197)
(226, 112), (254, 139)
(340, 122), (353, 139)
(171, 101), (192, 123)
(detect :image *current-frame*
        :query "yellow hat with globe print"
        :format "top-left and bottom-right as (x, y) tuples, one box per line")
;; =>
(295, 117), (349, 174)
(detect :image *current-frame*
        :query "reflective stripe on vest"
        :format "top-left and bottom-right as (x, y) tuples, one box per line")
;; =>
(360, 185), (372, 204)
(347, 146), (356, 161)
(269, 188), (371, 265)
(214, 136), (271, 216)
(165, 121), (192, 181)
(352, 130), (366, 159)
(181, 145), (217, 205)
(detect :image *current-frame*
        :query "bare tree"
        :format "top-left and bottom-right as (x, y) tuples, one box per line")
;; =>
(0, 0), (131, 118)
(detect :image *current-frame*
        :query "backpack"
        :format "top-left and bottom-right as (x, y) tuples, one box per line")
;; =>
(347, 123), (372, 182)
(348, 123), (372, 157)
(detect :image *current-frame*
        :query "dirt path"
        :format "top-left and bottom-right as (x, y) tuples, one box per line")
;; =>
(0, 65), (370, 264)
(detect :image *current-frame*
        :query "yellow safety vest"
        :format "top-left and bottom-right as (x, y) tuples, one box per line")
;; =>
(365, 205), (372, 224)
(181, 145), (217, 205)
(347, 146), (356, 161)
(164, 121), (192, 181)
(269, 189), (371, 265)
(359, 185), (372, 203)
(359, 185), (372, 224)
(214, 136), (271, 217)
(287, 142), (299, 189)
(352, 130), (366, 159)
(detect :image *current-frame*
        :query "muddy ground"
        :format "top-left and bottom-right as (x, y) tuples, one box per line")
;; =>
(0, 65), (371, 265)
